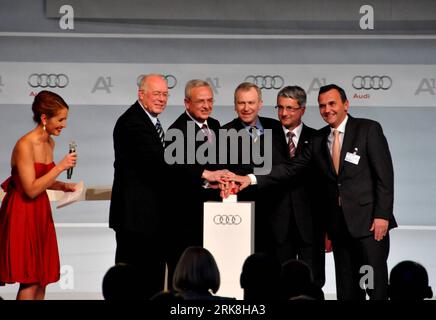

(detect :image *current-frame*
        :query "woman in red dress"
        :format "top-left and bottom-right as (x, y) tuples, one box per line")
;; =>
(0, 91), (77, 300)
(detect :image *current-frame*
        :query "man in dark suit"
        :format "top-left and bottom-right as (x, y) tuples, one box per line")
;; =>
(231, 84), (397, 300)
(221, 82), (288, 254)
(166, 79), (229, 283)
(109, 74), (170, 299)
(272, 85), (326, 289)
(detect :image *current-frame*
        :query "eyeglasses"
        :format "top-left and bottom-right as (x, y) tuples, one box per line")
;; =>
(275, 105), (303, 113)
(143, 91), (170, 99)
(189, 98), (214, 105)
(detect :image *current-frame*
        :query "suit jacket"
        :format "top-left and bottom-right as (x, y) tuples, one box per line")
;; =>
(166, 112), (221, 241)
(221, 116), (288, 252)
(271, 124), (318, 244)
(257, 115), (397, 239)
(221, 116), (287, 177)
(109, 101), (169, 236)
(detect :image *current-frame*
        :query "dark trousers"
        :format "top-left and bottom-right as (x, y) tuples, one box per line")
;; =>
(115, 230), (167, 299)
(332, 211), (390, 300)
(274, 213), (326, 289)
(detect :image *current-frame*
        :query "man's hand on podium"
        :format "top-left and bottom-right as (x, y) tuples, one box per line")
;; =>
(202, 169), (234, 184)
(219, 181), (237, 199)
(218, 174), (252, 199)
(233, 175), (251, 191)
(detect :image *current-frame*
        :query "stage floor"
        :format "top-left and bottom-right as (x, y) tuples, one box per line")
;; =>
(1, 225), (435, 300)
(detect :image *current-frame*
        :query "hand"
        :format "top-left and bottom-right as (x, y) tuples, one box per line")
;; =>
(370, 218), (389, 241)
(62, 182), (76, 192)
(202, 169), (235, 184)
(59, 152), (77, 171)
(325, 234), (333, 253)
(219, 181), (239, 199)
(231, 175), (251, 191)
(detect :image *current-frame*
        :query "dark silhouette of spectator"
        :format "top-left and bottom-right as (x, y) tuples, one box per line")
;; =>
(240, 253), (281, 300)
(173, 246), (235, 300)
(102, 263), (146, 300)
(280, 259), (324, 300)
(150, 290), (184, 301)
(389, 260), (433, 300)
(289, 295), (316, 300)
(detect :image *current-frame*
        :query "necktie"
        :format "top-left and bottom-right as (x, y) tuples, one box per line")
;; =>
(250, 126), (259, 143)
(287, 131), (296, 158)
(201, 123), (212, 143)
(332, 129), (341, 174)
(155, 118), (165, 148)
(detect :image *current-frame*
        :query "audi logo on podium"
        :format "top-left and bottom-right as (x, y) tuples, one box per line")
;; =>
(213, 214), (242, 225)
(352, 75), (392, 90)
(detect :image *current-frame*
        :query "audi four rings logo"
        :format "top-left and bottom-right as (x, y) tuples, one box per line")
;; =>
(213, 215), (242, 225)
(136, 74), (177, 89)
(28, 73), (69, 88)
(352, 75), (392, 90)
(244, 75), (284, 90)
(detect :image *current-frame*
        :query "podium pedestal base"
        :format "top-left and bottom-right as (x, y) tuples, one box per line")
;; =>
(203, 200), (254, 299)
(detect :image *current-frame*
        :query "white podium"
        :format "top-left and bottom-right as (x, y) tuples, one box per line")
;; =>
(203, 196), (254, 299)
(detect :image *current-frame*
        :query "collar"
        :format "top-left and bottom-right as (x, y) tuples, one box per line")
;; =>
(185, 110), (209, 129)
(138, 100), (158, 126)
(242, 117), (264, 133)
(331, 115), (348, 134)
(283, 122), (303, 140)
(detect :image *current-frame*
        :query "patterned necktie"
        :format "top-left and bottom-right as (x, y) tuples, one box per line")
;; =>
(332, 129), (341, 174)
(201, 123), (212, 143)
(287, 131), (296, 158)
(155, 118), (165, 148)
(250, 126), (259, 143)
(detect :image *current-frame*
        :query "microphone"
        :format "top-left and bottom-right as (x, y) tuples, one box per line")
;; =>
(67, 141), (77, 179)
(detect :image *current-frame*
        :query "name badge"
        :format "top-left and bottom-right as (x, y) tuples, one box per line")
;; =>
(345, 152), (360, 165)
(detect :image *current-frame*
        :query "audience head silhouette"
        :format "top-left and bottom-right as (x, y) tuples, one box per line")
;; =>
(280, 259), (324, 300)
(102, 263), (145, 300)
(389, 260), (433, 300)
(150, 290), (184, 301)
(173, 246), (221, 298)
(240, 253), (281, 300)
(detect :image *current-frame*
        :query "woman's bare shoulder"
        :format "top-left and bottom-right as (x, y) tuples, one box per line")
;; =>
(12, 131), (36, 160)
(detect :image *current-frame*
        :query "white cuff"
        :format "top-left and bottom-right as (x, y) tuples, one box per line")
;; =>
(248, 174), (257, 185)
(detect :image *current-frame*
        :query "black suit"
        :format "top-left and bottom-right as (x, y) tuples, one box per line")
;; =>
(271, 124), (326, 288)
(257, 115), (397, 300)
(166, 112), (221, 283)
(109, 101), (169, 299)
(222, 117), (288, 253)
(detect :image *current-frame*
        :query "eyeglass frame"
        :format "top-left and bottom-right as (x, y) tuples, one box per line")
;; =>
(139, 90), (170, 99)
(275, 105), (304, 113)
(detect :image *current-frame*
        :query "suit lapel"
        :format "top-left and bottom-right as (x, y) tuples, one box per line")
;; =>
(339, 115), (356, 175)
(134, 101), (163, 148)
(296, 125), (310, 156)
(319, 126), (337, 178)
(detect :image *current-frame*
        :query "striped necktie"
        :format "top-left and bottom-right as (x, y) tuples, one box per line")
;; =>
(287, 131), (296, 158)
(201, 123), (212, 143)
(155, 118), (165, 148)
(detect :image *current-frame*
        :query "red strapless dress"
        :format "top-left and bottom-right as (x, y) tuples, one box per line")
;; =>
(0, 162), (60, 286)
